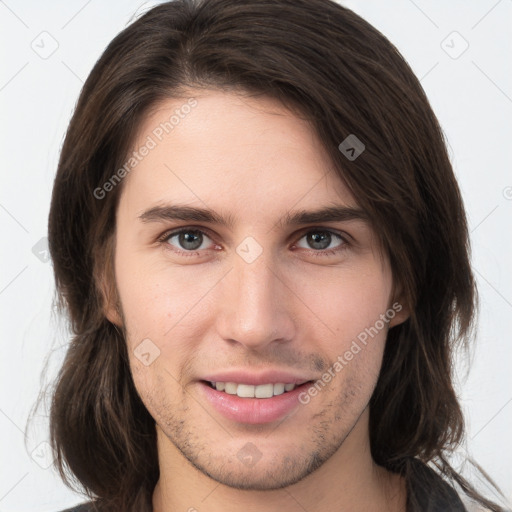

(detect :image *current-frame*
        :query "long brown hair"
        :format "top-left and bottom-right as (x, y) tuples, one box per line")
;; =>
(36, 0), (505, 510)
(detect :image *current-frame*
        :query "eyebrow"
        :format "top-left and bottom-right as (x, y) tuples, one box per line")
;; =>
(138, 204), (368, 229)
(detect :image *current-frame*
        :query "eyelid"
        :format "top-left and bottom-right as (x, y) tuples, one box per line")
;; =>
(157, 226), (219, 251)
(157, 225), (215, 242)
(157, 225), (352, 256)
(292, 226), (351, 243)
(290, 228), (350, 256)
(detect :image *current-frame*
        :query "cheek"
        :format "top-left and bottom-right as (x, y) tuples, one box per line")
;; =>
(292, 263), (393, 346)
(114, 243), (220, 353)
(114, 245), (175, 346)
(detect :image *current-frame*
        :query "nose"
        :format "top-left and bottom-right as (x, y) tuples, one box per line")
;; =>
(215, 251), (296, 350)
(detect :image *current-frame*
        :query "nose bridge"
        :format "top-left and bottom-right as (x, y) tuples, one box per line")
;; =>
(235, 254), (275, 317)
(217, 249), (295, 348)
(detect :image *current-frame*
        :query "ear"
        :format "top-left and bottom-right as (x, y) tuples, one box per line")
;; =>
(98, 267), (124, 327)
(387, 300), (410, 328)
(387, 283), (410, 328)
(104, 290), (123, 327)
(95, 235), (124, 328)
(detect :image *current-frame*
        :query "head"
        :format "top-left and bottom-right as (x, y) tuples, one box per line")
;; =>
(45, 0), (494, 510)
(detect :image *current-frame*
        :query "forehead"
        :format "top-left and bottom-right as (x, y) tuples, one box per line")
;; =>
(120, 90), (357, 221)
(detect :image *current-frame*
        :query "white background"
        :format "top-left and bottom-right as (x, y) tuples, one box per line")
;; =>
(1, 1), (511, 511)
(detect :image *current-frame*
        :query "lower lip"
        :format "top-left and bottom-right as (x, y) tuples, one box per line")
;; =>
(198, 381), (312, 424)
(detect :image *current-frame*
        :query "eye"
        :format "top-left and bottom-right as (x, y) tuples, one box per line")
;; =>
(162, 228), (216, 253)
(157, 227), (349, 259)
(294, 229), (347, 254)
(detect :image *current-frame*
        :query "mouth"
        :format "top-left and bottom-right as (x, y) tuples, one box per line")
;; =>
(202, 380), (312, 398)
(198, 380), (315, 424)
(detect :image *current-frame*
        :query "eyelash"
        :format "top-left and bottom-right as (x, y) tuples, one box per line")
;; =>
(156, 227), (350, 259)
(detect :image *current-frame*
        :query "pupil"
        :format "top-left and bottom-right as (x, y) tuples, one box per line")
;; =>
(179, 231), (202, 250)
(308, 231), (330, 250)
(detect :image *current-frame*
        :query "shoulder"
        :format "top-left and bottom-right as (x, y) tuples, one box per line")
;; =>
(407, 458), (468, 511)
(58, 502), (96, 512)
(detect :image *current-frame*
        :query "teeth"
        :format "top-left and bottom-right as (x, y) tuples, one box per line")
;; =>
(273, 383), (285, 395)
(212, 381), (298, 398)
(225, 382), (238, 394)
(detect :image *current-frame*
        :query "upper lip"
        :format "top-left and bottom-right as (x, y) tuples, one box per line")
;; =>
(200, 370), (314, 386)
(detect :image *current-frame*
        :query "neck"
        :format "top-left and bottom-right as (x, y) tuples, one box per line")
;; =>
(152, 409), (406, 512)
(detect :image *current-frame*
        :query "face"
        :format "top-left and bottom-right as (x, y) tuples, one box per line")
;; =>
(109, 90), (406, 491)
